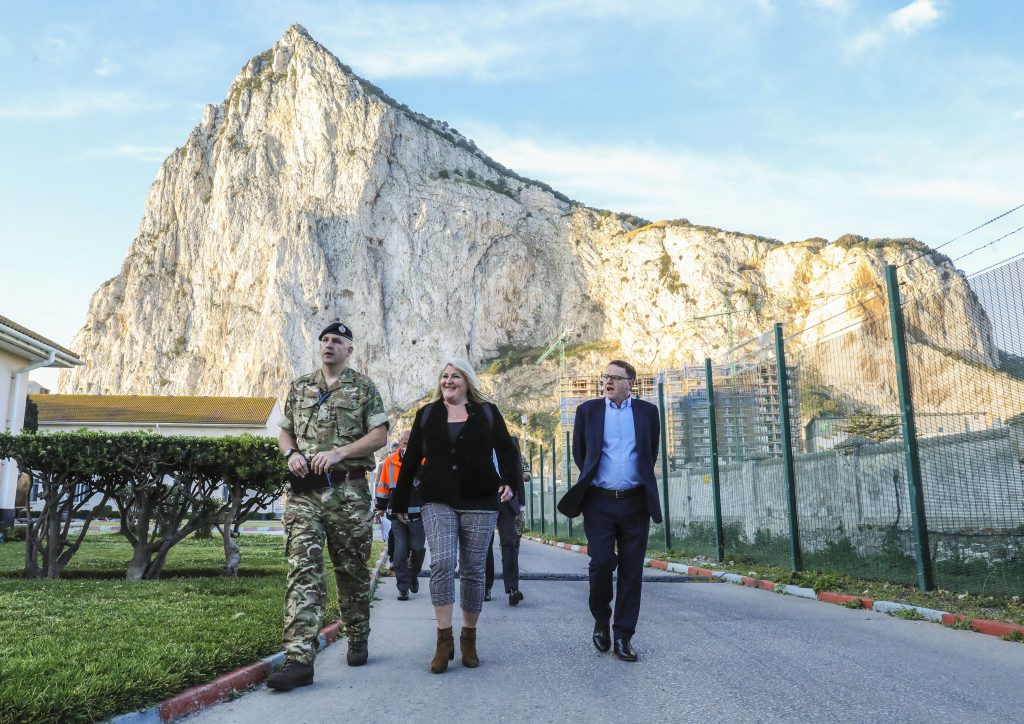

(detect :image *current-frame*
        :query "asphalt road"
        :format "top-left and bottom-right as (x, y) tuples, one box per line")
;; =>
(187, 540), (1024, 723)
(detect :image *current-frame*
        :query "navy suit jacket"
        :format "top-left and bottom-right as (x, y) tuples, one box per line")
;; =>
(557, 396), (663, 523)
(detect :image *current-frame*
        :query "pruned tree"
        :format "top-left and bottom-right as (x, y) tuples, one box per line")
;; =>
(0, 432), (113, 578)
(117, 435), (233, 580)
(215, 435), (287, 575)
(0, 431), (287, 579)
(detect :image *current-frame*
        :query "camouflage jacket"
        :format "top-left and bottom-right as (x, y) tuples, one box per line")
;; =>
(278, 367), (389, 472)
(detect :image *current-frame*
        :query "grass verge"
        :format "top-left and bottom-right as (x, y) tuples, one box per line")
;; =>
(0, 533), (383, 724)
(525, 530), (1024, 627)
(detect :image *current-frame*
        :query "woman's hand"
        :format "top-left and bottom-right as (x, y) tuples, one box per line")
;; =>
(498, 485), (513, 503)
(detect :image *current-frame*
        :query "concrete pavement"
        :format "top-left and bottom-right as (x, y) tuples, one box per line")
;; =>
(187, 539), (1024, 723)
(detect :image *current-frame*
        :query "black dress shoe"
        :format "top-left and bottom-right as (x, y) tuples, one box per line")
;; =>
(508, 589), (524, 606)
(592, 620), (611, 653)
(613, 638), (638, 662)
(410, 576), (419, 593)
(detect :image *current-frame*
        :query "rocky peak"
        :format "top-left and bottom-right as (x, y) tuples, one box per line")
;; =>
(58, 27), (1022, 426)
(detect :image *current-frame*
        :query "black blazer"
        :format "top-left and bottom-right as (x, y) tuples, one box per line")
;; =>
(557, 396), (663, 523)
(507, 437), (527, 515)
(392, 399), (519, 512)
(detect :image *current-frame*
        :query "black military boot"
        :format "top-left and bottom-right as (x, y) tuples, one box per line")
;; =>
(347, 639), (368, 666)
(266, 660), (314, 691)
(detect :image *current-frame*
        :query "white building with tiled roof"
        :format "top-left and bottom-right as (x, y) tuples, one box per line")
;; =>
(1, 315), (84, 528)
(32, 394), (280, 437)
(28, 394), (283, 518)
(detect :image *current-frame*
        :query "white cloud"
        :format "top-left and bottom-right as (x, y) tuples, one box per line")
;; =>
(93, 58), (121, 77)
(887, 0), (941, 34)
(808, 0), (850, 12)
(248, 0), (716, 80)
(38, 26), (90, 65)
(82, 144), (172, 162)
(0, 89), (161, 120)
(1013, 110), (1024, 121)
(462, 123), (1023, 263)
(136, 39), (229, 83)
(844, 0), (942, 57)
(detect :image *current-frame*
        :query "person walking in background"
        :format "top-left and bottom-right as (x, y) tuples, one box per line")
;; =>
(557, 359), (662, 663)
(373, 444), (397, 566)
(266, 322), (389, 691)
(484, 438), (528, 605)
(375, 430), (425, 600)
(391, 359), (518, 673)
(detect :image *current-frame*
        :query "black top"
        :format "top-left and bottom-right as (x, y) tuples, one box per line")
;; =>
(392, 399), (519, 513)
(444, 421), (495, 509)
(447, 421), (465, 444)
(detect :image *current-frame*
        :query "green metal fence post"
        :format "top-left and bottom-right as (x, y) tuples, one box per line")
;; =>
(705, 358), (726, 562)
(528, 445), (535, 532)
(658, 378), (672, 550)
(774, 323), (803, 572)
(885, 264), (935, 592)
(551, 436), (558, 539)
(539, 444), (546, 535)
(565, 430), (573, 539)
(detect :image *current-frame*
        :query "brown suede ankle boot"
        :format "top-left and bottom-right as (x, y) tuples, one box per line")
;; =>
(460, 627), (479, 668)
(431, 627), (455, 673)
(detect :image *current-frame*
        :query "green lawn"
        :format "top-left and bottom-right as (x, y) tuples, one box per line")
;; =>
(528, 530), (1024, 627)
(0, 533), (384, 724)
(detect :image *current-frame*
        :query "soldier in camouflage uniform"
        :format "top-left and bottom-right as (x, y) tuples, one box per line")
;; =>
(266, 321), (389, 691)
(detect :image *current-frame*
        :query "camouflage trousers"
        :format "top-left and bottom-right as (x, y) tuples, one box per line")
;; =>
(282, 482), (372, 666)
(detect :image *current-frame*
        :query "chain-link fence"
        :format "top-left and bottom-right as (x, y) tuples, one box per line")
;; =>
(903, 255), (1024, 596)
(525, 255), (1024, 598)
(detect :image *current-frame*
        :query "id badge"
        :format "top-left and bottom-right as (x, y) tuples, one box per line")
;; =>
(317, 404), (330, 422)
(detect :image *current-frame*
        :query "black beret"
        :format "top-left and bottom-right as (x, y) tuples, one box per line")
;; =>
(319, 322), (353, 341)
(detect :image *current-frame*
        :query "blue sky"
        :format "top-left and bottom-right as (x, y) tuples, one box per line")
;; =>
(1, 0), (1022, 388)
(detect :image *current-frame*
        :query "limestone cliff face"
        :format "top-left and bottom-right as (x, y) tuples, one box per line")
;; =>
(59, 26), (1022, 421)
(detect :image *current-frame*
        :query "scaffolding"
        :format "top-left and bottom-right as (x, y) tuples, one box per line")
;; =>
(560, 362), (800, 468)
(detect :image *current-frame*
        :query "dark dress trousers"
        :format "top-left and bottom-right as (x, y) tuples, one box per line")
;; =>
(486, 438), (527, 593)
(559, 397), (662, 640)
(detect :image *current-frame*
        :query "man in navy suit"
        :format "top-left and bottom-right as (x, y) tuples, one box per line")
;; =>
(558, 359), (662, 662)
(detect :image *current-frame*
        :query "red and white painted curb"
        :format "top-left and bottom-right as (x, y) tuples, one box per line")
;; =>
(108, 547), (390, 724)
(524, 535), (1024, 642)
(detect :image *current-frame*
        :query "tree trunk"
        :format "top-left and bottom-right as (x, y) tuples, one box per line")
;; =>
(143, 543), (173, 580)
(220, 491), (242, 576)
(24, 516), (41, 578)
(222, 531), (241, 576)
(126, 545), (152, 581)
(125, 494), (154, 581)
(46, 507), (62, 579)
(23, 528), (41, 577)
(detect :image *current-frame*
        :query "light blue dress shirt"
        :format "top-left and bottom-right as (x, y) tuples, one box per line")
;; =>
(594, 396), (640, 490)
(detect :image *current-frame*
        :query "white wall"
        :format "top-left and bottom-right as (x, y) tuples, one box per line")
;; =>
(1, 347), (35, 515)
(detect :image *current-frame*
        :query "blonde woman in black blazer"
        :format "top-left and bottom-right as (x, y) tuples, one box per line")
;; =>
(392, 358), (518, 673)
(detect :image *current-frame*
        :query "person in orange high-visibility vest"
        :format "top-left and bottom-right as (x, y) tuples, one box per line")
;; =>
(374, 443), (398, 564)
(374, 430), (424, 600)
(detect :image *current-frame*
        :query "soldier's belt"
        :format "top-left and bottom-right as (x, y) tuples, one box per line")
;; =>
(289, 469), (367, 494)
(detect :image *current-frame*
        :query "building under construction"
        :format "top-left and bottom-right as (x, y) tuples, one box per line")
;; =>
(560, 362), (800, 469)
